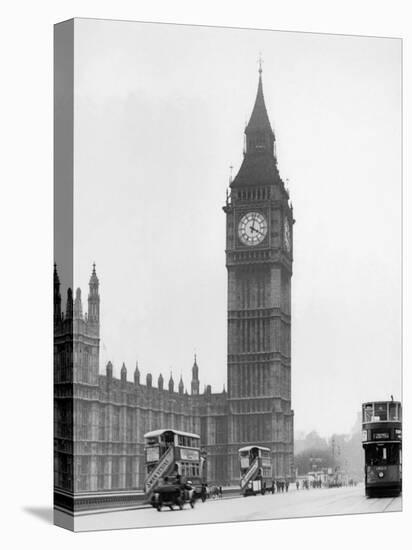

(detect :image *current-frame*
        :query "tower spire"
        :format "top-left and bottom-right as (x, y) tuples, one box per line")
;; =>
(54, 264), (61, 323)
(245, 66), (274, 140)
(168, 371), (174, 393)
(230, 65), (280, 188)
(134, 361), (140, 385)
(121, 362), (127, 385)
(74, 288), (83, 319)
(88, 263), (100, 327)
(258, 52), (263, 75)
(191, 353), (200, 396)
(178, 374), (184, 395)
(65, 288), (73, 319)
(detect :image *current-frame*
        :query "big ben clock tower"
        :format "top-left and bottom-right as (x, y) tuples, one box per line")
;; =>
(224, 65), (294, 483)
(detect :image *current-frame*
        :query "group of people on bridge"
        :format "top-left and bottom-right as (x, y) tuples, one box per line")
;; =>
(273, 479), (290, 493)
(296, 479), (322, 490)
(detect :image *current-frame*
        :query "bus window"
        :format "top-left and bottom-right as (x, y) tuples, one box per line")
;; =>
(240, 452), (249, 469)
(147, 463), (156, 474)
(374, 403), (388, 421)
(389, 402), (397, 420)
(146, 446), (160, 463)
(363, 404), (373, 422)
(388, 445), (400, 465)
(365, 444), (399, 466)
(161, 431), (175, 446)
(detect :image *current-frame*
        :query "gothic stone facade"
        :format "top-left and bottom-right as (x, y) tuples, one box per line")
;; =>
(54, 70), (294, 496)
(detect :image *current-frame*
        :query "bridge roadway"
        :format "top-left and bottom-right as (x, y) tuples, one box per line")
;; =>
(71, 484), (401, 532)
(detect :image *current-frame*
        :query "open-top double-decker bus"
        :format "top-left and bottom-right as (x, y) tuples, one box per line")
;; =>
(144, 429), (204, 500)
(239, 445), (273, 496)
(362, 401), (402, 497)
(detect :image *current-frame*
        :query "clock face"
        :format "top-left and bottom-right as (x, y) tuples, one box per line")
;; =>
(284, 217), (291, 252)
(238, 212), (268, 246)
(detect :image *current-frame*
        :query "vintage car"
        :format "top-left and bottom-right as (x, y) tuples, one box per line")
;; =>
(151, 477), (196, 511)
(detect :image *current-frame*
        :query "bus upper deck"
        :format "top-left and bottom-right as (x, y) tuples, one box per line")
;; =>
(362, 401), (402, 425)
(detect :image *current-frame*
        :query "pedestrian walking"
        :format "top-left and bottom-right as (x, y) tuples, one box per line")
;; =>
(201, 483), (207, 503)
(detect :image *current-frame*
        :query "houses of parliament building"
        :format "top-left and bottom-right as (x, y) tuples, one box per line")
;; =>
(54, 67), (294, 508)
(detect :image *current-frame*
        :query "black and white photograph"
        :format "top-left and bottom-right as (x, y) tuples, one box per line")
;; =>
(52, 17), (402, 532)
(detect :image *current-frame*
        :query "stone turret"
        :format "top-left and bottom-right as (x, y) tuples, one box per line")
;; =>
(168, 373), (174, 393)
(74, 288), (83, 319)
(134, 361), (140, 385)
(54, 264), (61, 324)
(106, 361), (113, 390)
(191, 353), (200, 395)
(65, 288), (73, 319)
(88, 263), (100, 326)
(121, 362), (127, 386)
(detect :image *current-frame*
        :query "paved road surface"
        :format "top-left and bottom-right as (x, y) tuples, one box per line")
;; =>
(72, 485), (401, 532)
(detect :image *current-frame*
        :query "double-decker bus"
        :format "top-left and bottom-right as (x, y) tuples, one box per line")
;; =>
(239, 446), (273, 496)
(362, 401), (402, 497)
(144, 429), (204, 499)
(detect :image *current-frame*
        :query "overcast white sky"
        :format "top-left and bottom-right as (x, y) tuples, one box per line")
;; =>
(64, 19), (401, 437)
